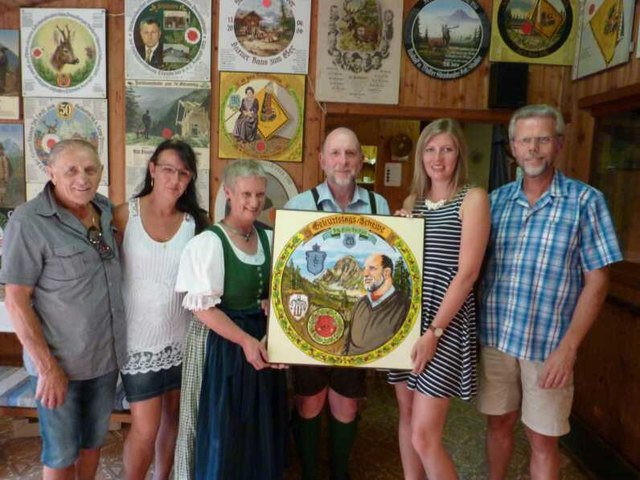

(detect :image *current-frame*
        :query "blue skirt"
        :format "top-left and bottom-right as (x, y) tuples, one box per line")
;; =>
(194, 308), (287, 480)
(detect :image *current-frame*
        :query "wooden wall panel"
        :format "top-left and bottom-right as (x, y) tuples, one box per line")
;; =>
(106, 1), (125, 201)
(376, 119), (420, 211)
(573, 299), (640, 469)
(564, 8), (640, 472)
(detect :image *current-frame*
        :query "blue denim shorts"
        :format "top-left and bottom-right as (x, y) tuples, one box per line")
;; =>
(30, 370), (118, 469)
(121, 364), (182, 403)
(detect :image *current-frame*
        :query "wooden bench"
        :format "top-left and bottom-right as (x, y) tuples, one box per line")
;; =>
(0, 366), (131, 437)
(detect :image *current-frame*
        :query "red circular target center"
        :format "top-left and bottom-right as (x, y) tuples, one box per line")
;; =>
(315, 315), (337, 337)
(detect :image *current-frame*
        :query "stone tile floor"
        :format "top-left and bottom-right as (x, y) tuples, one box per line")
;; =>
(0, 373), (591, 479)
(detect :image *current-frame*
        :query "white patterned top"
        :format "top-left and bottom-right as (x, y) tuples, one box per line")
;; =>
(120, 199), (195, 375)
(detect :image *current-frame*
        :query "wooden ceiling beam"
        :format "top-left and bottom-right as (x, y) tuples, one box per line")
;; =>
(324, 103), (515, 124)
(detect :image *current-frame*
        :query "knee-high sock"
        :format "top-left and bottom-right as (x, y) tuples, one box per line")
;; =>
(292, 410), (321, 480)
(329, 415), (358, 480)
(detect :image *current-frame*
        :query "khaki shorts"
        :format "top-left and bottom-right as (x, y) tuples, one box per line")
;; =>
(477, 346), (573, 437)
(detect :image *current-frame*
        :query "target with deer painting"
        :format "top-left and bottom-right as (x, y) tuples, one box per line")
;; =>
(20, 9), (106, 98)
(404, 0), (490, 80)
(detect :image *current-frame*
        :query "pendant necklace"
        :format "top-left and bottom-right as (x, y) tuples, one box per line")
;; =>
(221, 219), (254, 242)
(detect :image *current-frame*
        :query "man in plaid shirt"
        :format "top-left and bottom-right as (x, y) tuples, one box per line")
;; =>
(478, 104), (622, 480)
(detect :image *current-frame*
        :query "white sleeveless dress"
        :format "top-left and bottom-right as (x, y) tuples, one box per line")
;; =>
(120, 198), (195, 375)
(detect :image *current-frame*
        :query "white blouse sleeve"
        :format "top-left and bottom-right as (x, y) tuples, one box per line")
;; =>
(175, 231), (225, 311)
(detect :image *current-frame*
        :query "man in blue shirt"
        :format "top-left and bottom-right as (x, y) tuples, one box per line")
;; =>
(478, 105), (622, 480)
(285, 127), (389, 480)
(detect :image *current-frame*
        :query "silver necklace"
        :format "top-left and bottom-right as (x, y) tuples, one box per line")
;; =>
(221, 219), (254, 242)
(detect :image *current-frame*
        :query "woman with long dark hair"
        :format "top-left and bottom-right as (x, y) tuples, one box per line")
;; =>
(113, 139), (208, 480)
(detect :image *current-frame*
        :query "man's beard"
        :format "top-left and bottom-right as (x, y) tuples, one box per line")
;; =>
(328, 172), (356, 187)
(519, 158), (550, 177)
(365, 275), (384, 293)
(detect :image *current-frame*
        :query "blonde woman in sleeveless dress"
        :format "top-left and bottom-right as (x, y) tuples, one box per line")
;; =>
(388, 119), (490, 480)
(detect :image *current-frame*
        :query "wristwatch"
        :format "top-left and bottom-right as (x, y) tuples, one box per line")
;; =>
(428, 324), (445, 338)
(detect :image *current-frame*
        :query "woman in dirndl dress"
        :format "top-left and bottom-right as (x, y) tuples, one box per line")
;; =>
(175, 159), (287, 480)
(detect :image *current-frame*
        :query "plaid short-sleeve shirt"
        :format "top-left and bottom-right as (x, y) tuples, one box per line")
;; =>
(479, 170), (621, 361)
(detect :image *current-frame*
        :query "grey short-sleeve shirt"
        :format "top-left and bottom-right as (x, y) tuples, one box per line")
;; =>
(0, 182), (127, 380)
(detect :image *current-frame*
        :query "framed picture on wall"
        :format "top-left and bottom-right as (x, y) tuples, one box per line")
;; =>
(572, 0), (635, 79)
(489, 0), (579, 65)
(125, 0), (212, 81)
(218, 0), (311, 74)
(21, 8), (107, 98)
(403, 0), (491, 80)
(218, 72), (305, 162)
(24, 97), (108, 186)
(123, 80), (210, 204)
(314, 0), (403, 104)
(267, 210), (424, 370)
(0, 124), (25, 209)
(0, 30), (21, 119)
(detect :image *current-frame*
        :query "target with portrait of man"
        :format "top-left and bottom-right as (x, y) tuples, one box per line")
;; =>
(267, 210), (424, 369)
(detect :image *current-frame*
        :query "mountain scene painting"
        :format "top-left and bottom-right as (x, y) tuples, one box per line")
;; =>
(283, 253), (411, 316)
(234, 0), (296, 57)
(270, 212), (423, 367)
